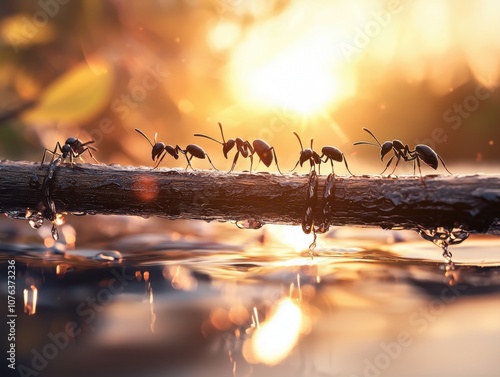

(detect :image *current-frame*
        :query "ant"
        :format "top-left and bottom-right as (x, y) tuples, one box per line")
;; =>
(290, 132), (322, 173)
(291, 132), (353, 175)
(41, 137), (99, 166)
(353, 127), (452, 176)
(135, 128), (217, 170)
(194, 122), (282, 174)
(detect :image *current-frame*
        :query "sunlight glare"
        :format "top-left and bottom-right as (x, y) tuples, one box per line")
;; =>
(229, 2), (357, 115)
(244, 298), (303, 366)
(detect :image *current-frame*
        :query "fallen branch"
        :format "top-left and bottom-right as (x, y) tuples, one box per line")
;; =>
(1, 160), (499, 234)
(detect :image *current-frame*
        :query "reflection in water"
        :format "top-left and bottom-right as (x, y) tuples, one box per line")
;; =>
(23, 284), (38, 315)
(1, 217), (500, 377)
(244, 298), (304, 366)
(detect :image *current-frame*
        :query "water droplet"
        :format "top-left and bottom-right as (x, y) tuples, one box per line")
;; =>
(236, 219), (264, 229)
(302, 171), (318, 235)
(28, 216), (44, 229)
(51, 223), (59, 241)
(94, 250), (123, 263)
(308, 231), (317, 259)
(5, 211), (27, 220)
(302, 206), (314, 234)
(418, 226), (469, 264)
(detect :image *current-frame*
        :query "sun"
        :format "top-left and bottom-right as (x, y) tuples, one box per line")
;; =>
(228, 3), (357, 116)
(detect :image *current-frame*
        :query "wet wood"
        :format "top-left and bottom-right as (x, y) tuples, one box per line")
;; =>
(1, 160), (499, 234)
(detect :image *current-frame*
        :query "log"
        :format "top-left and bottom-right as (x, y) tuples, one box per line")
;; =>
(0, 160), (499, 234)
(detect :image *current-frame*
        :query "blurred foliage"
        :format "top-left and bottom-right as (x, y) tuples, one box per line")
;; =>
(0, 0), (499, 171)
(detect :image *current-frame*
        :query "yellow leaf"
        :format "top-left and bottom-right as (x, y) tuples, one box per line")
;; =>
(23, 57), (114, 125)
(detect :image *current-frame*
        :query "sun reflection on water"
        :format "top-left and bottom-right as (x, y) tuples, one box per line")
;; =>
(243, 298), (305, 366)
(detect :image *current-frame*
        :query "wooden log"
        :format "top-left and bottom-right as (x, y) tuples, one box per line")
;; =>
(0, 160), (499, 234)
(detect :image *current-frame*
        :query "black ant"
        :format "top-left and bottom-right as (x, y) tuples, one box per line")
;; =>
(195, 122), (282, 174)
(135, 128), (217, 170)
(290, 132), (322, 173)
(354, 127), (452, 176)
(321, 144), (353, 176)
(41, 137), (99, 166)
(291, 132), (353, 175)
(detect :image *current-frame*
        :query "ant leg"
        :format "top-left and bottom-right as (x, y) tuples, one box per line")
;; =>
(41, 142), (62, 166)
(330, 159), (336, 176)
(416, 157), (423, 178)
(270, 147), (283, 175)
(204, 153), (218, 171)
(69, 151), (75, 168)
(41, 149), (57, 167)
(249, 153), (254, 174)
(153, 150), (168, 169)
(342, 154), (353, 176)
(388, 155), (403, 176)
(184, 154), (194, 170)
(85, 147), (100, 164)
(229, 151), (240, 173)
(437, 154), (452, 174)
(380, 155), (395, 175)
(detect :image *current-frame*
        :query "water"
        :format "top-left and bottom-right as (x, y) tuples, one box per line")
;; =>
(1, 215), (500, 377)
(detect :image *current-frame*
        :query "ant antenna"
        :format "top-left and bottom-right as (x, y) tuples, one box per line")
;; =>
(353, 127), (382, 148)
(135, 128), (154, 147)
(293, 131), (304, 152)
(218, 122), (227, 144)
(193, 123), (225, 145)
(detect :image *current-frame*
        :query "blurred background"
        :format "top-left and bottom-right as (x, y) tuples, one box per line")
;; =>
(0, 0), (499, 173)
(1, 2), (500, 377)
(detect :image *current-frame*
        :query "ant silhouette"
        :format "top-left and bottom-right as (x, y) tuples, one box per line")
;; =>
(135, 128), (217, 170)
(354, 127), (452, 176)
(195, 122), (282, 174)
(290, 132), (322, 173)
(41, 137), (99, 166)
(291, 132), (353, 175)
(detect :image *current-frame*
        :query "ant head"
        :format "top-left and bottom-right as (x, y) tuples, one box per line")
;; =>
(380, 141), (393, 160)
(299, 149), (314, 166)
(61, 144), (72, 159)
(223, 139), (236, 158)
(152, 142), (166, 161)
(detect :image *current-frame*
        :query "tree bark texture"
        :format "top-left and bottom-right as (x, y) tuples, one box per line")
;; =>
(1, 160), (499, 234)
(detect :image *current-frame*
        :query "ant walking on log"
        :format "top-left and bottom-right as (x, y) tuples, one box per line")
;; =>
(291, 132), (353, 175)
(135, 128), (217, 170)
(41, 137), (99, 166)
(354, 127), (452, 176)
(195, 122), (282, 174)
